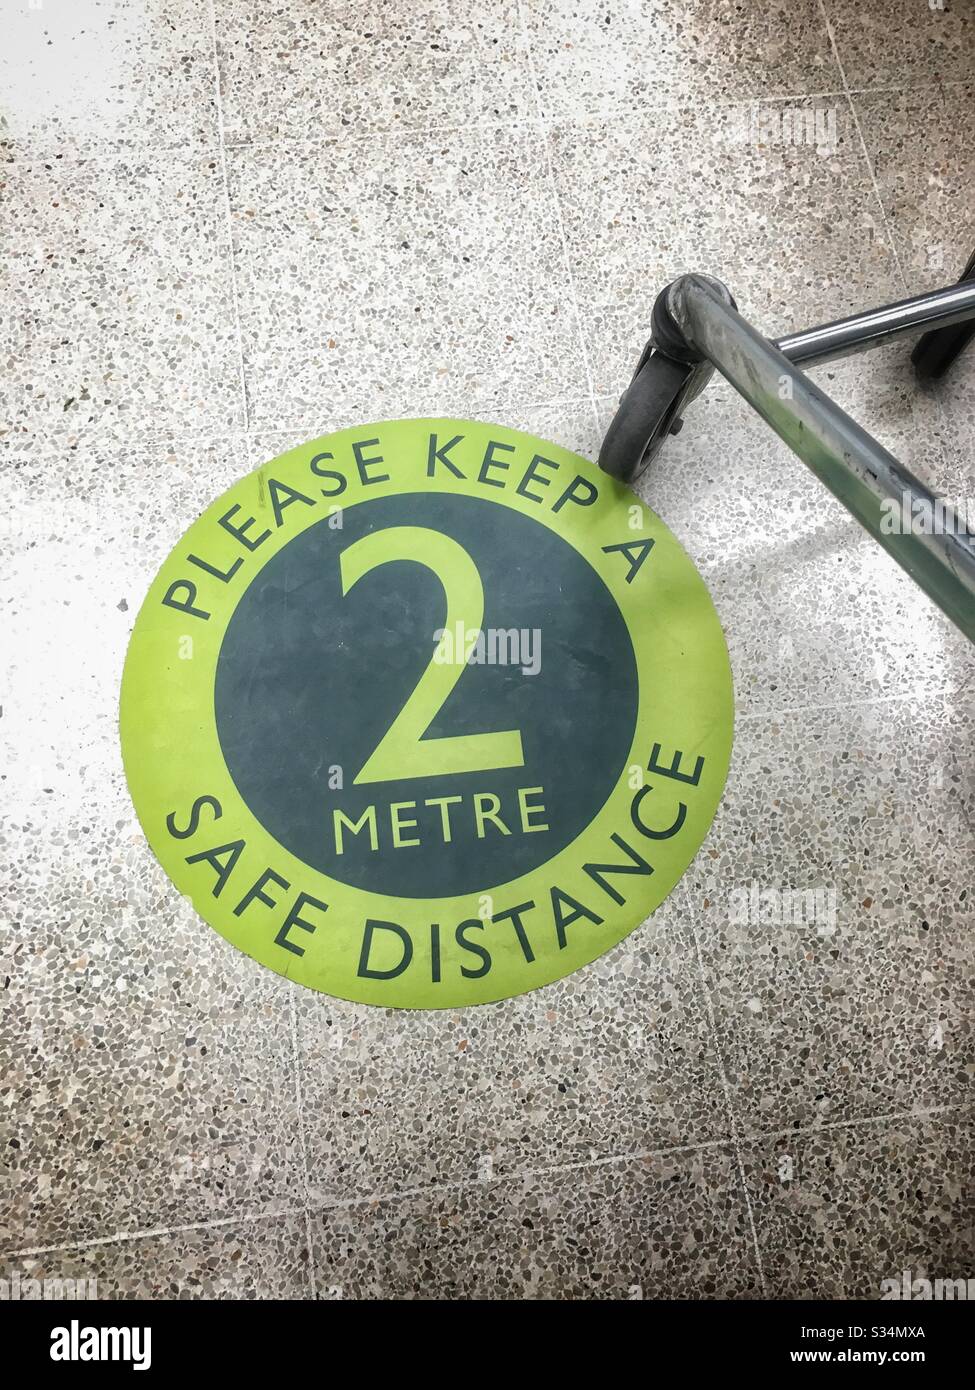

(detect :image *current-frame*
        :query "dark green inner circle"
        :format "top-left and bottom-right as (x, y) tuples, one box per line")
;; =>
(214, 492), (639, 897)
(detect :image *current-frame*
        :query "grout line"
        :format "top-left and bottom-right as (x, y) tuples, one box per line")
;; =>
(5, 1101), (968, 1263)
(845, 85), (903, 294)
(221, 101), (856, 157)
(4, 1211), (291, 1261)
(831, 51), (965, 482)
(0, 1140), (747, 1262)
(687, 923), (768, 1297)
(287, 987), (317, 1300)
(298, 1136), (746, 1217)
(515, 0), (601, 439)
(10, 82), (971, 170)
(206, 0), (250, 432)
(816, 0), (925, 315)
(736, 1103), (968, 1148)
(221, 117), (537, 151)
(303, 1208), (318, 1300)
(733, 684), (968, 723)
(2, 1139), (735, 1264)
(211, 79), (974, 154)
(843, 78), (974, 98)
(234, 398), (609, 439)
(0, 396), (614, 459)
(837, 113), (971, 549)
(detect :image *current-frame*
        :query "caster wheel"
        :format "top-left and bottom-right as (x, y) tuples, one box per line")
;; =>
(598, 350), (692, 484)
(912, 249), (975, 382)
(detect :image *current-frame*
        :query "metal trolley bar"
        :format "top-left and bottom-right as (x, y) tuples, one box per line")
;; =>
(666, 275), (975, 645)
(774, 279), (975, 368)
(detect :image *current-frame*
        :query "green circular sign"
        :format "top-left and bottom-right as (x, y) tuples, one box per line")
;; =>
(120, 418), (733, 1008)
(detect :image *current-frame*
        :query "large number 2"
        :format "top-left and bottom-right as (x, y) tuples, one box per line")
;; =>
(340, 526), (526, 785)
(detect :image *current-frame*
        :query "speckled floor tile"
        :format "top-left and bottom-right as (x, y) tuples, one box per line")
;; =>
(1, 442), (255, 832)
(0, 842), (303, 1249)
(694, 690), (975, 884)
(227, 128), (590, 429)
(3, 1216), (313, 1299)
(242, 399), (602, 471)
(699, 518), (975, 718)
(689, 852), (973, 1134)
(824, 0), (974, 92)
(524, 0), (839, 122)
(310, 1147), (762, 1299)
(214, 0), (534, 144)
(550, 99), (902, 399)
(1, 0), (217, 155)
(478, 400), (601, 457)
(1, 149), (242, 447)
(855, 86), (975, 294)
(742, 1112), (974, 1299)
(295, 900), (733, 1203)
(1, 443), (303, 1249)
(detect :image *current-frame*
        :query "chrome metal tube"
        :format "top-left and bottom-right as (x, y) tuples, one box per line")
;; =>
(774, 280), (975, 367)
(667, 274), (975, 644)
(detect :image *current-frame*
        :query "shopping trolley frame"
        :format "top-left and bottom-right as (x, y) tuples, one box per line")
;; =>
(599, 264), (975, 644)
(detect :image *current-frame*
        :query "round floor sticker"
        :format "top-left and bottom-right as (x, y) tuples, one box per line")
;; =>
(121, 418), (733, 1007)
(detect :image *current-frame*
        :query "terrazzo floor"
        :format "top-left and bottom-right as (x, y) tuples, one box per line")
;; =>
(2, 0), (973, 1300)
